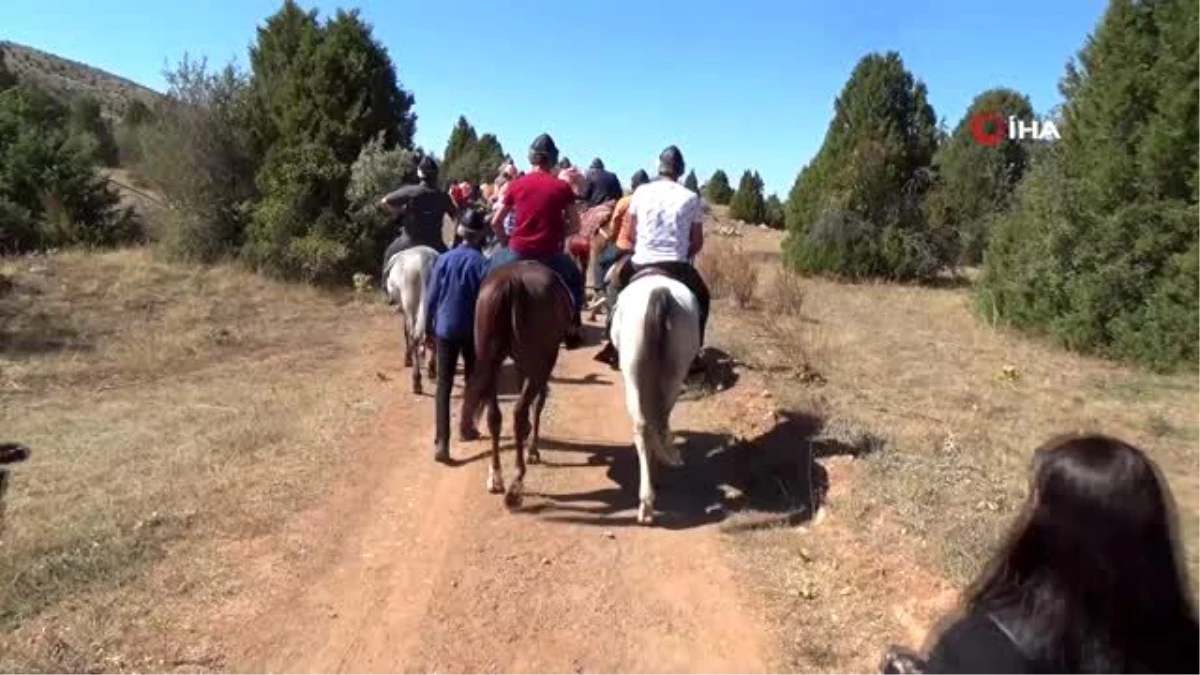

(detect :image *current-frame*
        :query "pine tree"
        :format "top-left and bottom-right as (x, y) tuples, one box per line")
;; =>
(933, 88), (1036, 264)
(683, 170), (699, 193)
(443, 115), (478, 174)
(704, 169), (733, 205)
(977, 0), (1199, 370)
(782, 51), (942, 280)
(729, 169), (766, 223)
(764, 194), (785, 229)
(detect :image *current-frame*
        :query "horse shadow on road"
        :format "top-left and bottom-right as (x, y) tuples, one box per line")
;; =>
(520, 409), (879, 531)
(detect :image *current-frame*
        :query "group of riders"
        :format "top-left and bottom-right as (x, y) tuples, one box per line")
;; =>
(379, 133), (710, 373)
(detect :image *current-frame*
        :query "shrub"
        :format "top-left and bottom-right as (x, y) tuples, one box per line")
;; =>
(138, 56), (257, 263)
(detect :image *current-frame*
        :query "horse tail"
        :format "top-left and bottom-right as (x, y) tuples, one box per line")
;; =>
(635, 286), (676, 438)
(460, 276), (509, 427)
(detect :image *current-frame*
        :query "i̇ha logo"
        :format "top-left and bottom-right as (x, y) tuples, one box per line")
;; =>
(969, 111), (1060, 146)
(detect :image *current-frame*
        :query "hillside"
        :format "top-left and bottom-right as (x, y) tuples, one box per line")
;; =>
(1, 40), (161, 118)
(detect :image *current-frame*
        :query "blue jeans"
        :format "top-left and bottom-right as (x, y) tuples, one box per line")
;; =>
(594, 241), (624, 290)
(489, 247), (585, 319)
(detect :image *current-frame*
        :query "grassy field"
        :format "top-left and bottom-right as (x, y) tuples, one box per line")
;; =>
(693, 218), (1199, 669)
(0, 248), (393, 670)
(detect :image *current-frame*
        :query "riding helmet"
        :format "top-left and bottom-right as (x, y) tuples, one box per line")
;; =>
(417, 155), (440, 182)
(590, 158), (605, 171)
(529, 133), (560, 168)
(459, 208), (488, 234)
(658, 145), (685, 178)
(631, 169), (651, 191)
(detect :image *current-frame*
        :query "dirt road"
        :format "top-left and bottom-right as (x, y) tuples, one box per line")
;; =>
(226, 320), (779, 673)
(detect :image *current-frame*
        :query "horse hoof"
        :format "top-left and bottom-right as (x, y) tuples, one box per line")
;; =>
(528, 450), (541, 465)
(504, 488), (523, 509)
(487, 472), (504, 494)
(413, 384), (423, 396)
(459, 427), (481, 442)
(637, 504), (655, 525)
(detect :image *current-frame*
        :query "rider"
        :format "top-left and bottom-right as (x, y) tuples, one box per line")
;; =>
(593, 168), (650, 354)
(593, 146), (709, 371)
(489, 133), (586, 349)
(379, 156), (457, 267)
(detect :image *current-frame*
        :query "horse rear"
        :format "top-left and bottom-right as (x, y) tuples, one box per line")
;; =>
(612, 275), (702, 524)
(461, 262), (572, 508)
(384, 246), (439, 394)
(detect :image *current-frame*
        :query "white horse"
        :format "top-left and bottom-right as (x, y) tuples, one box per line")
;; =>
(384, 245), (439, 394)
(611, 272), (703, 525)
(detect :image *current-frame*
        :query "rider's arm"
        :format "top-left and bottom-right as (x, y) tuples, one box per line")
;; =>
(686, 196), (704, 258)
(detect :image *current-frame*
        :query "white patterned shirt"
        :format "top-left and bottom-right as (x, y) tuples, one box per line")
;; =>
(629, 179), (702, 265)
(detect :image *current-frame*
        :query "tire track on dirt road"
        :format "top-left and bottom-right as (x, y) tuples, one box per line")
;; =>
(229, 320), (777, 673)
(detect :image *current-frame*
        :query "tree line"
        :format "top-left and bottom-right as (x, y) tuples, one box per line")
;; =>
(777, 0), (1196, 371)
(1, 0), (1193, 370)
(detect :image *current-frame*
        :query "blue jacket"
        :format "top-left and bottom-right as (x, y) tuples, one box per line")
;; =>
(424, 244), (490, 342)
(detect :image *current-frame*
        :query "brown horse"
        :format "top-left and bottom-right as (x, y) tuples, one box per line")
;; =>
(460, 261), (574, 508)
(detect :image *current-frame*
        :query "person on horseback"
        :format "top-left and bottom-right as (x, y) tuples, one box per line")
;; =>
(570, 157), (624, 287)
(425, 208), (492, 463)
(593, 145), (709, 371)
(489, 133), (586, 349)
(380, 155), (457, 267)
(593, 168), (650, 343)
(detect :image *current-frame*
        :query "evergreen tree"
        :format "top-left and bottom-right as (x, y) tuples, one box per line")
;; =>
(242, 0), (417, 282)
(442, 115), (477, 173)
(764, 193), (785, 229)
(978, 0), (1198, 370)
(782, 51), (943, 280)
(704, 169), (733, 204)
(67, 95), (119, 167)
(0, 85), (135, 251)
(933, 88), (1036, 265)
(442, 118), (506, 185)
(683, 170), (699, 193)
(729, 169), (766, 222)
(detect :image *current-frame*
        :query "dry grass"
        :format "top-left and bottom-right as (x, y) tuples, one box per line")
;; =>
(0, 248), (392, 670)
(695, 225), (1199, 667)
(697, 238), (760, 309)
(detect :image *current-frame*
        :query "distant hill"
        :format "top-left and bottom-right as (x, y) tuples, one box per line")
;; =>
(1, 40), (162, 119)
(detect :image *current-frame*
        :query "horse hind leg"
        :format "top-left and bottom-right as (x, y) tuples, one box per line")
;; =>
(486, 391), (504, 494)
(402, 316), (414, 367)
(410, 336), (423, 395)
(528, 383), (549, 465)
(505, 377), (535, 509)
(633, 421), (656, 525)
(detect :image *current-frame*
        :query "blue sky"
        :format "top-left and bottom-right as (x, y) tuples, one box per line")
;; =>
(6, 0), (1108, 196)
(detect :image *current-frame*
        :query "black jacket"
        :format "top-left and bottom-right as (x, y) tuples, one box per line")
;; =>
(581, 169), (623, 208)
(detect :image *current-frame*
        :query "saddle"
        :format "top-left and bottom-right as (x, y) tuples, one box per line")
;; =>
(629, 266), (672, 284)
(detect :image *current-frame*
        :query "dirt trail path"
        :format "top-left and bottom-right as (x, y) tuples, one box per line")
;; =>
(228, 321), (778, 673)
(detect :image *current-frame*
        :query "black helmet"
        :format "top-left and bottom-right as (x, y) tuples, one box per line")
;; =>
(417, 155), (439, 182)
(589, 157), (605, 171)
(630, 169), (651, 191)
(658, 145), (685, 178)
(459, 207), (488, 234)
(529, 134), (560, 168)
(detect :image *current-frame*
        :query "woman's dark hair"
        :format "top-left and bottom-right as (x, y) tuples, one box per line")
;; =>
(965, 433), (1198, 673)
